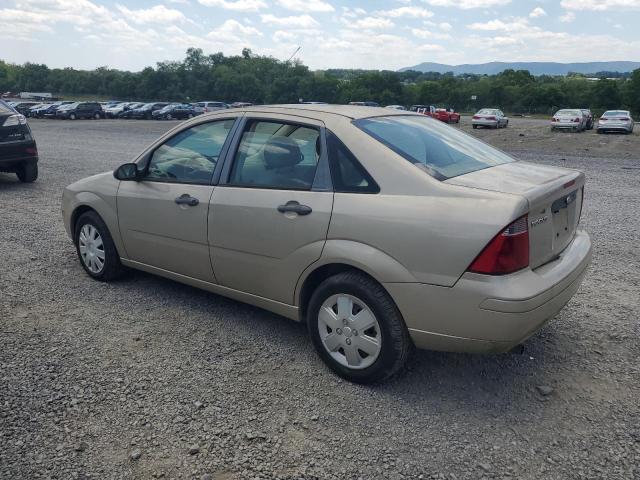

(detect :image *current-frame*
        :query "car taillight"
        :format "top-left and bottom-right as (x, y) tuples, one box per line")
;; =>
(620, 117), (630, 121)
(599, 117), (607, 121)
(468, 215), (529, 275)
(25, 146), (38, 155)
(2, 114), (27, 126)
(573, 117), (580, 122)
(552, 117), (557, 122)
(486, 116), (496, 120)
(472, 115), (479, 119)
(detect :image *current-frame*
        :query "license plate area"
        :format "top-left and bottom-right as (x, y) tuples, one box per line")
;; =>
(551, 190), (577, 251)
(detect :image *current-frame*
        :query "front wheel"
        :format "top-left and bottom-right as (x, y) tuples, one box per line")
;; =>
(94, 112), (101, 119)
(74, 211), (125, 281)
(69, 113), (76, 120)
(307, 271), (412, 383)
(16, 163), (38, 182)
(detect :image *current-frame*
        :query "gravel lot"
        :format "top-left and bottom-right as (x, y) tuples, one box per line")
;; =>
(1, 117), (639, 480)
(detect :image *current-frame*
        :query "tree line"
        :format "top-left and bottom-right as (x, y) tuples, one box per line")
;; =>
(1, 48), (639, 116)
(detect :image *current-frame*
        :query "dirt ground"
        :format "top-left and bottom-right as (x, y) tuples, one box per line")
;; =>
(1, 116), (639, 480)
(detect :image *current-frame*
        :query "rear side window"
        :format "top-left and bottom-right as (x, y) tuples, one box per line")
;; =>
(354, 115), (514, 180)
(327, 131), (379, 193)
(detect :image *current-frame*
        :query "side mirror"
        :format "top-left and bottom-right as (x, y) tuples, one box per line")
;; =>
(113, 163), (140, 181)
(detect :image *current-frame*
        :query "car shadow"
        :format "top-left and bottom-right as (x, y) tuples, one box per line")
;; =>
(116, 268), (553, 412)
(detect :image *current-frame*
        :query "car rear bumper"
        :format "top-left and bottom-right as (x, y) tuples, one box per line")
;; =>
(385, 230), (592, 354)
(552, 122), (582, 129)
(472, 119), (498, 127)
(597, 122), (632, 131)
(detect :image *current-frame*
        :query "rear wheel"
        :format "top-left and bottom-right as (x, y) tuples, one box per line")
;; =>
(69, 113), (76, 120)
(94, 112), (101, 119)
(16, 163), (38, 183)
(74, 211), (124, 281)
(307, 271), (412, 384)
(472, 124), (477, 129)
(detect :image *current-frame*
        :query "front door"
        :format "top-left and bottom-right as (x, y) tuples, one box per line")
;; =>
(117, 118), (237, 282)
(209, 116), (333, 304)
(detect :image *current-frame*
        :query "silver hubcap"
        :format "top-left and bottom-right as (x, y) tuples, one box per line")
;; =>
(318, 294), (381, 370)
(79, 224), (105, 274)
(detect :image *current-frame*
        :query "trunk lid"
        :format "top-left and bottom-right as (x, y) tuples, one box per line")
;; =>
(446, 161), (584, 269)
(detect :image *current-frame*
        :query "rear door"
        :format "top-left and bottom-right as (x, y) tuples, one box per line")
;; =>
(209, 114), (333, 304)
(117, 117), (238, 281)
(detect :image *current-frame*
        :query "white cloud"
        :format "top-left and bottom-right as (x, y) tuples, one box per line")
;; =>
(349, 17), (395, 29)
(341, 6), (367, 18)
(421, 0), (511, 9)
(210, 19), (262, 37)
(529, 7), (547, 18)
(561, 0), (640, 11)
(115, 4), (187, 24)
(276, 0), (334, 12)
(439, 22), (452, 31)
(376, 6), (434, 18)
(197, 0), (266, 11)
(272, 30), (297, 42)
(467, 18), (529, 32)
(559, 11), (575, 22)
(260, 14), (320, 28)
(411, 28), (451, 40)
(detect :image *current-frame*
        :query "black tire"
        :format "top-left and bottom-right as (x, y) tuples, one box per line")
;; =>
(74, 211), (125, 282)
(69, 113), (76, 120)
(94, 112), (101, 120)
(16, 163), (38, 183)
(597, 129), (603, 134)
(472, 124), (477, 129)
(307, 271), (412, 384)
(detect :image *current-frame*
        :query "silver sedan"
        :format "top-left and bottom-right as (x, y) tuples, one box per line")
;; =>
(472, 108), (509, 129)
(597, 110), (634, 134)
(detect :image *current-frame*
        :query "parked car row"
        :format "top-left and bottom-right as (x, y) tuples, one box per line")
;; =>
(5, 99), (256, 121)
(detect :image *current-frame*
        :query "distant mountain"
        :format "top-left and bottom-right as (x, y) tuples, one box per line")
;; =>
(399, 61), (640, 76)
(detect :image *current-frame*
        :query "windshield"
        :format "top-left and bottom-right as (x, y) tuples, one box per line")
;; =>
(354, 115), (515, 180)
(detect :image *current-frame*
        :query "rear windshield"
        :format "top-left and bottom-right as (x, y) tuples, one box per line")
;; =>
(556, 110), (581, 116)
(478, 109), (498, 115)
(603, 110), (628, 117)
(354, 115), (515, 180)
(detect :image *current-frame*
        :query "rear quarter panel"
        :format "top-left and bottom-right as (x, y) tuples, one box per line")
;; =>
(321, 116), (528, 287)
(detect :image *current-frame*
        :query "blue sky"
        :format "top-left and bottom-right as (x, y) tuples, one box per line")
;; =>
(2, 0), (640, 71)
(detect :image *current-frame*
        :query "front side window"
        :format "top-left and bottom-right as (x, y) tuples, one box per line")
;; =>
(144, 119), (235, 184)
(354, 115), (515, 180)
(228, 120), (321, 190)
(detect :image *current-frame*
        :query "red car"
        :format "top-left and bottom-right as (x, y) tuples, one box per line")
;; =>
(410, 105), (460, 124)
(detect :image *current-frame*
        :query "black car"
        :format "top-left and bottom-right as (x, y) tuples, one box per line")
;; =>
(12, 102), (39, 115)
(0, 100), (38, 182)
(56, 102), (103, 120)
(151, 103), (197, 120)
(130, 102), (169, 120)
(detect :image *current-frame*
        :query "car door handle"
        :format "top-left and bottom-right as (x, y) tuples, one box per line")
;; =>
(175, 194), (199, 206)
(277, 200), (312, 216)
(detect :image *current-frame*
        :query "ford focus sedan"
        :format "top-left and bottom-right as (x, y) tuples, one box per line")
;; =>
(62, 105), (591, 383)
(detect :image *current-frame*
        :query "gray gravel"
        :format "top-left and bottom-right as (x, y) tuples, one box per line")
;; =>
(1, 118), (639, 479)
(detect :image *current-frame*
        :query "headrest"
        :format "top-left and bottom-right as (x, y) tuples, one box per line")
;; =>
(264, 136), (303, 170)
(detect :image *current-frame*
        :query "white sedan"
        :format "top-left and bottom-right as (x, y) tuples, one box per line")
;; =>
(472, 109), (509, 129)
(597, 110), (634, 134)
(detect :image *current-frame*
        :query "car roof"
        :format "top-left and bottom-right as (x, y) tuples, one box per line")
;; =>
(213, 104), (416, 121)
